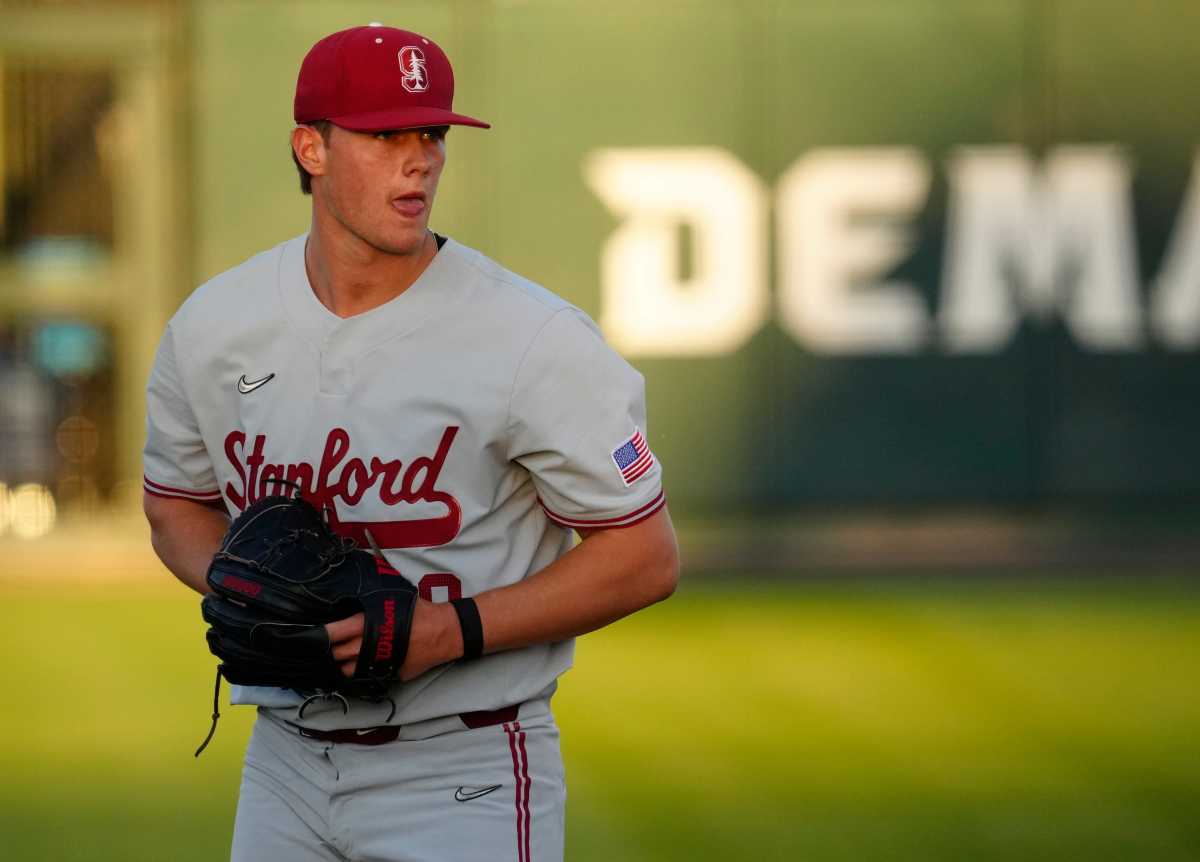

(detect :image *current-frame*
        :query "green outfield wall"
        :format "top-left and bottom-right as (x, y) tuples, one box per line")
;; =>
(23, 0), (1200, 518)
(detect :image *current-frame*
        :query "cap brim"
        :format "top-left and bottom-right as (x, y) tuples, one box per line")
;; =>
(325, 107), (490, 131)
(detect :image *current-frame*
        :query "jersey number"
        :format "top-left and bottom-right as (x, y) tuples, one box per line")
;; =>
(417, 572), (462, 603)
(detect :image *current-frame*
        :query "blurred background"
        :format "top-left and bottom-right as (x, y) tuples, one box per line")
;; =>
(0, 0), (1197, 860)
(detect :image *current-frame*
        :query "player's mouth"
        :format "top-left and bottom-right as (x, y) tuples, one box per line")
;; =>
(391, 192), (426, 218)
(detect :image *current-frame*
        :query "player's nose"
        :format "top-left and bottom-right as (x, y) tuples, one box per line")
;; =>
(397, 133), (438, 175)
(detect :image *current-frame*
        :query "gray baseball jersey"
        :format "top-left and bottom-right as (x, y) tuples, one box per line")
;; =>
(143, 234), (664, 729)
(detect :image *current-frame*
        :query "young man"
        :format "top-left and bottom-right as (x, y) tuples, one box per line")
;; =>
(142, 23), (677, 862)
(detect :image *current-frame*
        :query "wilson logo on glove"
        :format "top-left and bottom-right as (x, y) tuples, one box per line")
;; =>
(376, 599), (397, 661)
(221, 574), (262, 598)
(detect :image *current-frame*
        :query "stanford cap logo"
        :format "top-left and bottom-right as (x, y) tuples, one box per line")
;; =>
(398, 46), (429, 93)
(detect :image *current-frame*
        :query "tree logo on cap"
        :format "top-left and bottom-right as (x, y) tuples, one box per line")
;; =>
(398, 46), (429, 93)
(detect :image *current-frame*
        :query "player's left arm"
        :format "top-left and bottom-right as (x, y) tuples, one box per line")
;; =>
(328, 508), (678, 679)
(456, 505), (678, 655)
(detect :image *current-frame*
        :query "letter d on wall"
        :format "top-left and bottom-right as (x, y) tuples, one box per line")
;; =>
(585, 149), (768, 356)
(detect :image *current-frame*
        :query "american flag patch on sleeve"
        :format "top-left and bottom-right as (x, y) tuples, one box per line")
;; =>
(611, 428), (655, 486)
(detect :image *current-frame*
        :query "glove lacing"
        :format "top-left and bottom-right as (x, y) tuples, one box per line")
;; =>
(194, 668), (222, 757)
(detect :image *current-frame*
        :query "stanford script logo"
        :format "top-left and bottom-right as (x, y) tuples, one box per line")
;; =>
(223, 426), (461, 549)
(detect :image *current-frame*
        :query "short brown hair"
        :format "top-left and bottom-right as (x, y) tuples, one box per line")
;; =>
(291, 121), (333, 195)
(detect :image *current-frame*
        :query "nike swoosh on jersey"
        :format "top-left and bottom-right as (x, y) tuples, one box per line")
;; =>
(454, 784), (502, 802)
(237, 373), (275, 394)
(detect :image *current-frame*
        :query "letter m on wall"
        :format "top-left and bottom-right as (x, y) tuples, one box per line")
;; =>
(939, 145), (1144, 352)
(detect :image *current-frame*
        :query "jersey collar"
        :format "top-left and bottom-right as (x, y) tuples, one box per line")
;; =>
(277, 232), (467, 357)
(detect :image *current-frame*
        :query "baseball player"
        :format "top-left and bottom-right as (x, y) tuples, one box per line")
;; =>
(141, 23), (678, 862)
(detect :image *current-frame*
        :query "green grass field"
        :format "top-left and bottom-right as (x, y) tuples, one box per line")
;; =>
(2, 576), (1198, 861)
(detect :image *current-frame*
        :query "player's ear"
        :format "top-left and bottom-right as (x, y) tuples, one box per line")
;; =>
(292, 124), (328, 180)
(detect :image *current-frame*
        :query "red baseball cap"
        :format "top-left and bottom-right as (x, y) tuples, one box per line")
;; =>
(294, 24), (490, 131)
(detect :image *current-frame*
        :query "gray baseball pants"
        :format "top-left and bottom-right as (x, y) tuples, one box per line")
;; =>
(229, 699), (565, 862)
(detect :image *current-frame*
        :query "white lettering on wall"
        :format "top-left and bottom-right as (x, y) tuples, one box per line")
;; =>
(776, 149), (932, 354)
(940, 146), (1143, 352)
(586, 144), (1199, 355)
(1151, 150), (1200, 348)
(584, 148), (768, 356)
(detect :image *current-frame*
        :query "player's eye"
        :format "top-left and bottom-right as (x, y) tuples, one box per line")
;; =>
(372, 128), (446, 142)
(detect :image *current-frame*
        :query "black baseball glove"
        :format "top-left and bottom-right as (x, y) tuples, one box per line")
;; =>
(194, 486), (417, 754)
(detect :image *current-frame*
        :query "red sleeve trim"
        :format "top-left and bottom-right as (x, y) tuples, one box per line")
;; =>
(143, 476), (222, 502)
(538, 490), (666, 530)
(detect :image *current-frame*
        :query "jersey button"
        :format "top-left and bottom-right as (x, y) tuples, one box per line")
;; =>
(320, 362), (352, 396)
